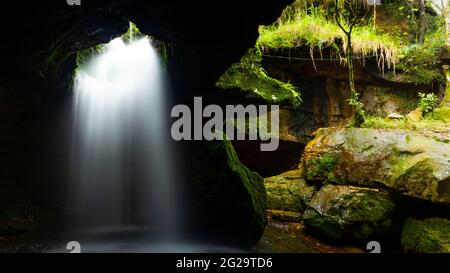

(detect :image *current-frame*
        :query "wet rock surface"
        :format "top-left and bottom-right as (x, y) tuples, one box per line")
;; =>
(303, 185), (396, 241)
(303, 127), (450, 204)
(255, 220), (363, 253)
(264, 169), (316, 213)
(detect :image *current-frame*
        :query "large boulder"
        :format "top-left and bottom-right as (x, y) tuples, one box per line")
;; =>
(302, 128), (450, 204)
(303, 185), (396, 240)
(401, 217), (450, 253)
(264, 169), (316, 213)
(185, 139), (267, 247)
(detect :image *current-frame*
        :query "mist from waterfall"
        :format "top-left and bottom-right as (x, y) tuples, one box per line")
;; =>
(70, 34), (178, 240)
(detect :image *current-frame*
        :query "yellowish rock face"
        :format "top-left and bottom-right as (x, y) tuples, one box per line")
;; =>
(302, 128), (450, 204)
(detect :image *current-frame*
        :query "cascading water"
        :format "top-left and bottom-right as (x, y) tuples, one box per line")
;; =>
(70, 31), (178, 245)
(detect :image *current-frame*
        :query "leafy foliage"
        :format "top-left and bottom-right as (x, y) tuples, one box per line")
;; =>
(418, 92), (438, 114)
(394, 16), (447, 84)
(347, 92), (365, 121)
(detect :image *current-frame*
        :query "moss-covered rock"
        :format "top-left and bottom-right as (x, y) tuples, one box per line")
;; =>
(186, 139), (267, 247)
(268, 210), (302, 222)
(264, 169), (316, 213)
(303, 185), (396, 241)
(304, 154), (339, 182)
(401, 217), (450, 253)
(433, 107), (450, 122)
(406, 107), (423, 122)
(303, 128), (450, 204)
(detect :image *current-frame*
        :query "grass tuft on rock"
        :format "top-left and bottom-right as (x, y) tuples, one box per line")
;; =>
(257, 6), (399, 72)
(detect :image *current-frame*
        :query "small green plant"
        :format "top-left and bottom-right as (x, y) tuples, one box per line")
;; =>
(347, 92), (365, 127)
(418, 92), (438, 115)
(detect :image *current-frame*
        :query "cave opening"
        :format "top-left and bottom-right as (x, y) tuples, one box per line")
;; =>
(1, 0), (450, 256)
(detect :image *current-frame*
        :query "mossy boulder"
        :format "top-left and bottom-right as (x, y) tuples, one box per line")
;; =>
(264, 169), (316, 213)
(303, 185), (396, 241)
(433, 107), (450, 122)
(401, 217), (450, 253)
(186, 139), (267, 247)
(302, 128), (450, 204)
(406, 107), (423, 122)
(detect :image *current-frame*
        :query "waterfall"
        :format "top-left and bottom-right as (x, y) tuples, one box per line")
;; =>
(70, 35), (177, 239)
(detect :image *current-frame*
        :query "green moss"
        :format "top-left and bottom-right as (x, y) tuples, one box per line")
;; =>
(340, 199), (393, 239)
(216, 48), (301, 106)
(433, 108), (450, 122)
(389, 148), (434, 177)
(304, 185), (396, 241)
(340, 191), (395, 225)
(303, 208), (343, 240)
(361, 115), (449, 131)
(401, 217), (450, 253)
(222, 137), (268, 235)
(257, 6), (399, 71)
(394, 16), (447, 84)
(264, 170), (316, 212)
(389, 155), (409, 179)
(306, 154), (338, 180)
(327, 172), (338, 183)
(405, 135), (411, 143)
(189, 138), (267, 246)
(362, 116), (409, 129)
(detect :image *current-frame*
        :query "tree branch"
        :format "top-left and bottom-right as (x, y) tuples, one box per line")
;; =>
(335, 0), (350, 34)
